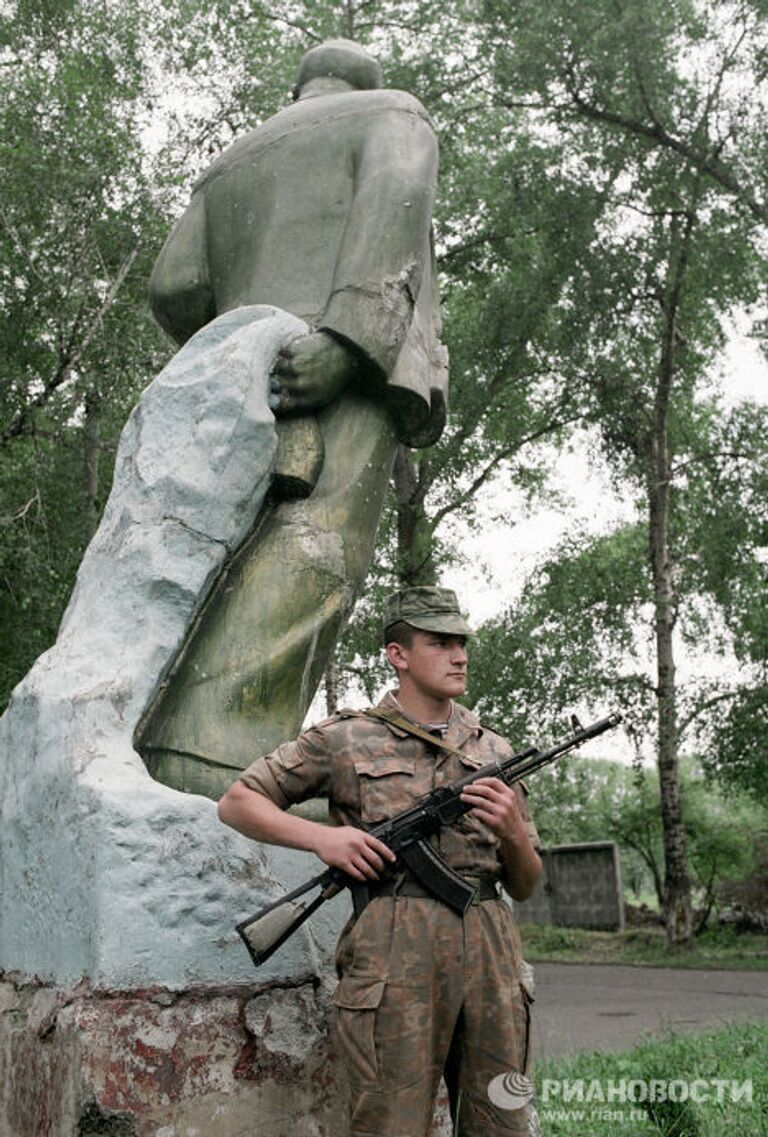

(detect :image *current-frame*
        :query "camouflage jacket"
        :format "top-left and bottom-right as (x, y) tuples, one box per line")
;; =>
(240, 692), (539, 889)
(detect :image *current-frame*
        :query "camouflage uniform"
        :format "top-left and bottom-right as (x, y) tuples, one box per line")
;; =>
(240, 691), (540, 1137)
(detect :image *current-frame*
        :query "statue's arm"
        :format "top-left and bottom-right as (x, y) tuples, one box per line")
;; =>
(148, 192), (216, 346)
(318, 101), (439, 382)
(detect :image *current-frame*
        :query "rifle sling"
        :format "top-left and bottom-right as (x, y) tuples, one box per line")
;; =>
(363, 705), (529, 791)
(363, 705), (479, 762)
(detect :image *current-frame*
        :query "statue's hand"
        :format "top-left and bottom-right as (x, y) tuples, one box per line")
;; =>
(270, 331), (356, 415)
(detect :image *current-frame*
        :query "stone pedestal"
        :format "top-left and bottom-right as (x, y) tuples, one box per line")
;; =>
(0, 973), (454, 1136)
(0, 975), (345, 1137)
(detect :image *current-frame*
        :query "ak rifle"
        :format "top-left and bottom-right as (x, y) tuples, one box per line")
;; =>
(236, 711), (623, 967)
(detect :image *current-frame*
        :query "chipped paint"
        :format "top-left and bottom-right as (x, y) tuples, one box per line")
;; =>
(0, 975), (356, 1137)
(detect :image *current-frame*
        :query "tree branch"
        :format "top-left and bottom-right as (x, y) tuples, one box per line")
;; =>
(559, 83), (768, 225)
(669, 450), (754, 480)
(0, 490), (41, 525)
(253, 8), (321, 42)
(428, 411), (583, 532)
(438, 226), (537, 265)
(1, 244), (140, 445)
(677, 689), (738, 740)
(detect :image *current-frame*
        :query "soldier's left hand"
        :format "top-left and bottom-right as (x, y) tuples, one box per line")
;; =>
(270, 331), (356, 414)
(460, 778), (527, 842)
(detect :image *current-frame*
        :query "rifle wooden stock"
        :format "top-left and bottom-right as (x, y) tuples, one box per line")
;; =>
(236, 711), (623, 967)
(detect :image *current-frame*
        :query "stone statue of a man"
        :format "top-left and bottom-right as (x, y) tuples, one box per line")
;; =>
(139, 39), (448, 798)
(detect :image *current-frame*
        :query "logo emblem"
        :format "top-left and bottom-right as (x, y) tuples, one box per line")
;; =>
(487, 1071), (536, 1110)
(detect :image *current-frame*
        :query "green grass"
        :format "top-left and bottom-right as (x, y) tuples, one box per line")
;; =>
(519, 922), (768, 969)
(533, 1020), (768, 1136)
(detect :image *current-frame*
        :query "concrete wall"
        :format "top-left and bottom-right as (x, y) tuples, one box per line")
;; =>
(517, 842), (625, 931)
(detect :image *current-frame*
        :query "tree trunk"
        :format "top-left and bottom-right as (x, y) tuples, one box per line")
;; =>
(648, 456), (692, 949)
(392, 445), (437, 586)
(649, 214), (694, 951)
(324, 656), (339, 716)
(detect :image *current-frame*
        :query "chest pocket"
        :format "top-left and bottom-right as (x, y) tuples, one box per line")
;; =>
(353, 757), (417, 824)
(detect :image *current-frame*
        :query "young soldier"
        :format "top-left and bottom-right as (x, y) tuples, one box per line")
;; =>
(218, 586), (542, 1136)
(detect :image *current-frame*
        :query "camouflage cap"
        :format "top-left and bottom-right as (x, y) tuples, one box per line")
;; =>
(384, 586), (474, 637)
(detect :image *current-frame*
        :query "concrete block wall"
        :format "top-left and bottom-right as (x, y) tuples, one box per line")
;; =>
(517, 841), (625, 931)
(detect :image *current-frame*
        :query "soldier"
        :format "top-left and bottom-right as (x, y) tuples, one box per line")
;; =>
(218, 585), (542, 1136)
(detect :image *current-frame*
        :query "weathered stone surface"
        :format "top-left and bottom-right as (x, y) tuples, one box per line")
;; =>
(0, 305), (346, 988)
(0, 976), (347, 1137)
(244, 984), (325, 1062)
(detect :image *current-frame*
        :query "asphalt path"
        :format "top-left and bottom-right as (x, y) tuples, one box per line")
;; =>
(530, 962), (768, 1060)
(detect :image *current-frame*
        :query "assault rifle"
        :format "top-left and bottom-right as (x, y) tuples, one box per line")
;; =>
(236, 710), (622, 967)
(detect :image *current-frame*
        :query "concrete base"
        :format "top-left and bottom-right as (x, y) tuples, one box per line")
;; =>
(0, 973), (344, 1137)
(0, 974), (453, 1137)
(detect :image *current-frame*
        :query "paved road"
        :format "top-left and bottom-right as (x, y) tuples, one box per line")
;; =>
(530, 962), (768, 1059)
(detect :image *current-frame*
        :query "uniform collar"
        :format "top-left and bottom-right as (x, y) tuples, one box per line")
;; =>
(445, 700), (483, 750)
(378, 690), (482, 748)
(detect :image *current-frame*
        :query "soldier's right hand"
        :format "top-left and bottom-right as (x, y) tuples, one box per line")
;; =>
(312, 826), (396, 881)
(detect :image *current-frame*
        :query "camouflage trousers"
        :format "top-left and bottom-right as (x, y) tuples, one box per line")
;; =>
(331, 894), (533, 1137)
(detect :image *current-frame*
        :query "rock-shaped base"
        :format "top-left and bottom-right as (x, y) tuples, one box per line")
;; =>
(0, 306), (343, 987)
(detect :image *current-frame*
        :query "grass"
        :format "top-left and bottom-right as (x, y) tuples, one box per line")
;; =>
(519, 922), (768, 970)
(532, 1020), (768, 1136)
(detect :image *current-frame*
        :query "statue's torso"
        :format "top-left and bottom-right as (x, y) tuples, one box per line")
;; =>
(198, 89), (431, 322)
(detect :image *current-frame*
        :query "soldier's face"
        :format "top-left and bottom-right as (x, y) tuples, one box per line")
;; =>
(390, 630), (468, 700)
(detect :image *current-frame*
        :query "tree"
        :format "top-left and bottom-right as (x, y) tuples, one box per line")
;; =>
(473, 0), (768, 947)
(0, 0), (173, 703)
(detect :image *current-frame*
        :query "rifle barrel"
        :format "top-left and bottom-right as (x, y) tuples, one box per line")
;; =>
(501, 712), (623, 786)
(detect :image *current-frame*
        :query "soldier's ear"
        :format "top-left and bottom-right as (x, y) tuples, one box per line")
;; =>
(385, 642), (408, 672)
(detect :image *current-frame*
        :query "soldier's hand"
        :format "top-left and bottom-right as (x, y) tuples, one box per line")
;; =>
(270, 331), (356, 414)
(312, 825), (397, 882)
(460, 778), (527, 842)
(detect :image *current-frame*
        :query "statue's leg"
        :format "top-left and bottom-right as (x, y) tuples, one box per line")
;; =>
(138, 394), (397, 799)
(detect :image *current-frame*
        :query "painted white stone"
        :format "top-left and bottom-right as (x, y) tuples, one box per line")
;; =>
(244, 985), (326, 1060)
(0, 305), (345, 988)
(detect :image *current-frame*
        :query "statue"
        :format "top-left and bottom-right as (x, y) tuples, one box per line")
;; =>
(138, 39), (448, 799)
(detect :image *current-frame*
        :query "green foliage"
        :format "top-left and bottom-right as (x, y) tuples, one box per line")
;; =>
(0, 0), (173, 703)
(0, 430), (89, 697)
(469, 3), (768, 865)
(521, 921), (768, 969)
(526, 754), (768, 924)
(704, 683), (768, 800)
(468, 523), (653, 744)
